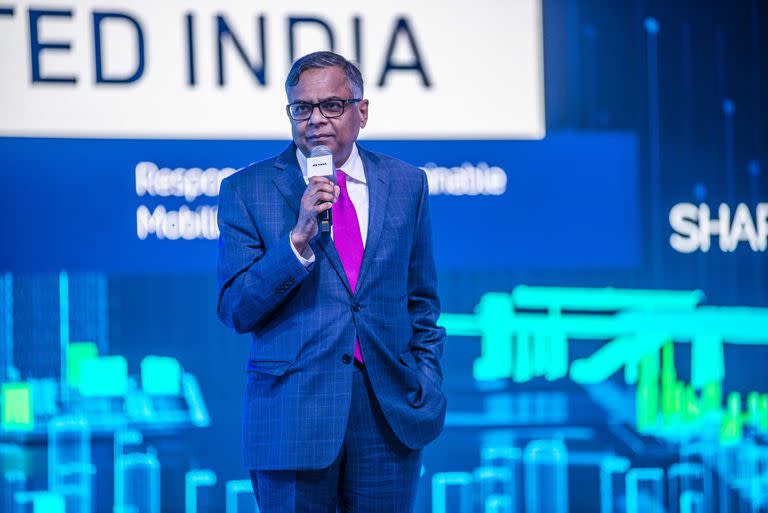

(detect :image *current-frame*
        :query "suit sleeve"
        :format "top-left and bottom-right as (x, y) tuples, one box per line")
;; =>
(216, 177), (312, 334)
(408, 170), (446, 385)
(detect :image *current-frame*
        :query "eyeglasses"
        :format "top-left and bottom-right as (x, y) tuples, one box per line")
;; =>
(286, 99), (362, 121)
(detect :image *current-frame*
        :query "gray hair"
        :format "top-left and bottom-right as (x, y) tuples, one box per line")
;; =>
(285, 51), (364, 98)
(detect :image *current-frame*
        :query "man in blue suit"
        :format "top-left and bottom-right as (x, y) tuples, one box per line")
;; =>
(216, 51), (446, 512)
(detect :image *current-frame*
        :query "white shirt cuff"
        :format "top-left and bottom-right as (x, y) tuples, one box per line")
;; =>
(289, 231), (315, 267)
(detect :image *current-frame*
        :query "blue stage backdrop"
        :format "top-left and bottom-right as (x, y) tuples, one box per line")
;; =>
(0, 1), (766, 512)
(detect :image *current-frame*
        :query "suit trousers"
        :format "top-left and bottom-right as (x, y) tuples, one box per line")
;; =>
(249, 363), (423, 512)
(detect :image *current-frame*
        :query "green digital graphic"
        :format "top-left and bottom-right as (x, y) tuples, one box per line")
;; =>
(440, 286), (768, 442)
(67, 342), (99, 389)
(1, 382), (33, 431)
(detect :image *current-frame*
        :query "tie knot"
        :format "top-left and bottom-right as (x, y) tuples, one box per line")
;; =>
(336, 169), (348, 188)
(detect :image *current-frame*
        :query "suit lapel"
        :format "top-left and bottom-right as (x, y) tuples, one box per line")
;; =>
(355, 145), (390, 298)
(272, 143), (353, 296)
(313, 230), (352, 296)
(272, 145), (305, 214)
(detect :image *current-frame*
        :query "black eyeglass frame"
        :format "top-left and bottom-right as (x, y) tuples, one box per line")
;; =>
(286, 99), (363, 121)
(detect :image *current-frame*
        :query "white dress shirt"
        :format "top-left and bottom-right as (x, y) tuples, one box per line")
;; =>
(290, 143), (369, 266)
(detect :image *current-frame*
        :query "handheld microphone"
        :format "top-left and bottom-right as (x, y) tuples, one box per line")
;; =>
(307, 145), (335, 234)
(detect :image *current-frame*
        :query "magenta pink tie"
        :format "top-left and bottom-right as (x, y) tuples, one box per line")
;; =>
(332, 170), (365, 364)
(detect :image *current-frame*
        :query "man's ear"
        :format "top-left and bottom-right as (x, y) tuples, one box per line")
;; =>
(358, 99), (369, 129)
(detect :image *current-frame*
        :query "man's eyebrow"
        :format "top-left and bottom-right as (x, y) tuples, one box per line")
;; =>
(289, 96), (343, 104)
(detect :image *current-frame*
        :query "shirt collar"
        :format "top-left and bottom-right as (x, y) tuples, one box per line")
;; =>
(295, 143), (366, 184)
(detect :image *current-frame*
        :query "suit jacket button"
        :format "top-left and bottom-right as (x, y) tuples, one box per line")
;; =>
(352, 303), (361, 312)
(341, 354), (352, 364)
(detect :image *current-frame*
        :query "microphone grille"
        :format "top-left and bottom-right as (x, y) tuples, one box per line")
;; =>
(310, 145), (332, 157)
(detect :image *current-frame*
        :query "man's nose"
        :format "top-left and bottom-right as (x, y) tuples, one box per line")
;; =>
(307, 105), (327, 126)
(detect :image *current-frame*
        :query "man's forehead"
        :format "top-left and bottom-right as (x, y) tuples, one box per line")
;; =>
(287, 67), (351, 100)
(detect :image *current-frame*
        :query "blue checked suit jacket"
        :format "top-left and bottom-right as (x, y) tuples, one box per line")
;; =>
(217, 143), (447, 470)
